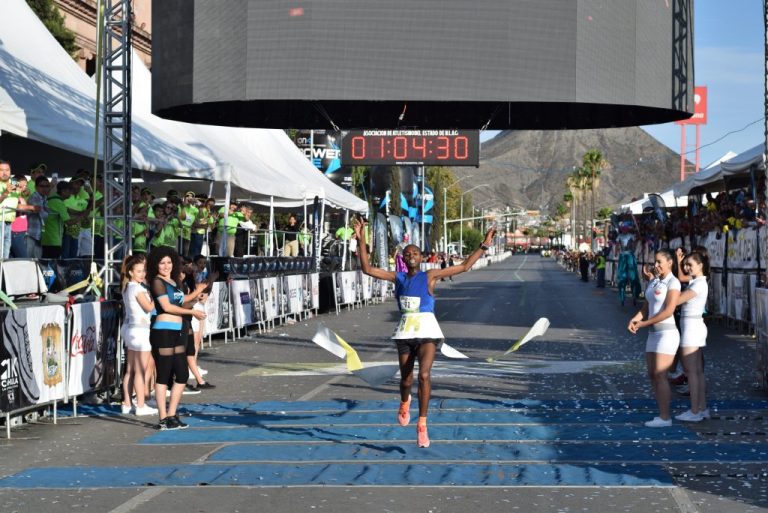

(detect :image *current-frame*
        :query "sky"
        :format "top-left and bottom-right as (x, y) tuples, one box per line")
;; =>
(481, 1), (765, 169)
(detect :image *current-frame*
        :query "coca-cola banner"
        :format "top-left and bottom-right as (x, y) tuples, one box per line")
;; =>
(68, 302), (119, 396)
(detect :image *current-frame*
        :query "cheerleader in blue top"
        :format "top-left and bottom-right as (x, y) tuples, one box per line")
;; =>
(354, 217), (496, 448)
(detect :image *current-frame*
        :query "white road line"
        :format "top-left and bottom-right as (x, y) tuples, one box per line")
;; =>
(107, 487), (166, 513)
(514, 255), (528, 282)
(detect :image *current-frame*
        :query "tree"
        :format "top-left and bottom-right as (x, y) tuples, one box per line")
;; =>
(26, 0), (78, 58)
(581, 149), (607, 245)
(350, 166), (368, 201)
(596, 206), (613, 220)
(425, 166), (464, 250)
(461, 227), (483, 256)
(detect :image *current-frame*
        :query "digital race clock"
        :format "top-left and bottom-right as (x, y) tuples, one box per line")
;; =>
(341, 130), (479, 166)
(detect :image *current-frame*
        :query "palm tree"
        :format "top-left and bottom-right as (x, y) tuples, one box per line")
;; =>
(581, 149), (607, 246)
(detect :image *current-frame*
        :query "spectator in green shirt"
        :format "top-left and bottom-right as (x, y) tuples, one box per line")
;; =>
(42, 181), (84, 258)
(179, 191), (199, 258)
(62, 177), (89, 258)
(217, 202), (240, 257)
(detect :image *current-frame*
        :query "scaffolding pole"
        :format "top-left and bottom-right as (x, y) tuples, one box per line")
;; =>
(102, 0), (133, 295)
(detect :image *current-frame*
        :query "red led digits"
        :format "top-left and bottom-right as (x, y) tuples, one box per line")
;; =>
(412, 137), (427, 159)
(454, 136), (468, 159)
(351, 136), (365, 160)
(393, 136), (407, 160)
(436, 136), (450, 159)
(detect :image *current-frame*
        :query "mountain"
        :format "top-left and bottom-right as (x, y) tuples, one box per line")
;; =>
(451, 127), (683, 214)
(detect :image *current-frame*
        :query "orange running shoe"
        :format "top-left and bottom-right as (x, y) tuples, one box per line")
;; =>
(397, 395), (411, 426)
(417, 423), (430, 448)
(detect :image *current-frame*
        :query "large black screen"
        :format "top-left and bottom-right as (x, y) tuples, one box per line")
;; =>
(153, 0), (694, 129)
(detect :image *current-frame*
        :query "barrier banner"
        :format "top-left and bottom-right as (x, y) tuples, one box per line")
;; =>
(285, 275), (304, 314)
(303, 273), (320, 311)
(231, 280), (253, 328)
(204, 281), (231, 335)
(755, 289), (768, 390)
(709, 271), (725, 316)
(361, 273), (373, 300)
(727, 273), (750, 322)
(97, 301), (120, 392)
(728, 229), (759, 270)
(261, 277), (279, 320)
(68, 301), (119, 396)
(27, 305), (66, 405)
(68, 302), (97, 396)
(249, 279), (266, 324)
(703, 232), (725, 269)
(0, 310), (38, 413)
(760, 227), (768, 270)
(335, 271), (357, 305)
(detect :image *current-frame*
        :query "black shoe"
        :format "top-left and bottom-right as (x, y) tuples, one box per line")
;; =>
(173, 414), (189, 429)
(158, 417), (180, 430)
(196, 382), (215, 390)
(183, 384), (201, 394)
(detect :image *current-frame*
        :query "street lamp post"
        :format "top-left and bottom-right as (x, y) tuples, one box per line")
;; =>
(459, 183), (490, 257)
(443, 174), (473, 254)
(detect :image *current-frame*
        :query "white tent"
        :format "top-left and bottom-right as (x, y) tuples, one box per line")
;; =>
(132, 53), (368, 212)
(672, 149), (757, 197)
(620, 190), (687, 214)
(0, 0), (217, 178)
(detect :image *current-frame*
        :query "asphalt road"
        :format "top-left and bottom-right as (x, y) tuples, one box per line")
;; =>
(1, 254), (767, 513)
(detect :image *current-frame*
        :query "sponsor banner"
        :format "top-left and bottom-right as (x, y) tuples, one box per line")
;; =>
(304, 273), (320, 310)
(703, 232), (725, 269)
(727, 229), (759, 270)
(68, 302), (99, 396)
(249, 279), (266, 324)
(335, 271), (358, 305)
(204, 281), (231, 336)
(755, 289), (768, 390)
(727, 273), (750, 322)
(361, 273), (373, 300)
(261, 277), (280, 320)
(286, 275), (304, 314)
(231, 280), (253, 328)
(709, 271), (725, 316)
(27, 305), (66, 405)
(68, 302), (118, 396)
(0, 310), (38, 413)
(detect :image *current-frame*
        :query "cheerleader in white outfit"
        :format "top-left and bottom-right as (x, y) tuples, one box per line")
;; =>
(674, 251), (710, 422)
(629, 249), (681, 427)
(120, 254), (158, 416)
(354, 217), (496, 448)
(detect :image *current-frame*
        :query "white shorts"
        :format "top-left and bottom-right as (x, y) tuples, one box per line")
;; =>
(122, 325), (151, 352)
(645, 324), (680, 355)
(680, 318), (707, 348)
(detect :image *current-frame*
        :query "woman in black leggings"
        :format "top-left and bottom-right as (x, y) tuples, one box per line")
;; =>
(147, 247), (207, 430)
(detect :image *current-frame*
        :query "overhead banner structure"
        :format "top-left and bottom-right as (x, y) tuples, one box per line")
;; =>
(294, 130), (351, 190)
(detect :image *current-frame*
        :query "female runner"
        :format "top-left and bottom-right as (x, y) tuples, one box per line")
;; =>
(354, 218), (495, 447)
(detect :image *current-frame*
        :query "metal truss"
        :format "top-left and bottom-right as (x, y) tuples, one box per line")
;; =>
(102, 0), (132, 295)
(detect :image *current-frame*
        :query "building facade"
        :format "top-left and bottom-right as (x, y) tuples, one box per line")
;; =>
(53, 0), (152, 73)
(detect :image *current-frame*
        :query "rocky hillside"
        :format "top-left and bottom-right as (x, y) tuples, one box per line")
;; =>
(452, 128), (683, 213)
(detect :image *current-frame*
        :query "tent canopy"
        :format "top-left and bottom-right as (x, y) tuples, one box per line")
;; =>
(132, 53), (368, 212)
(673, 149), (760, 197)
(0, 0), (218, 179)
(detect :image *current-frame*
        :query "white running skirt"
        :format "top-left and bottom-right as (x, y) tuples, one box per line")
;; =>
(392, 312), (444, 340)
(680, 318), (707, 348)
